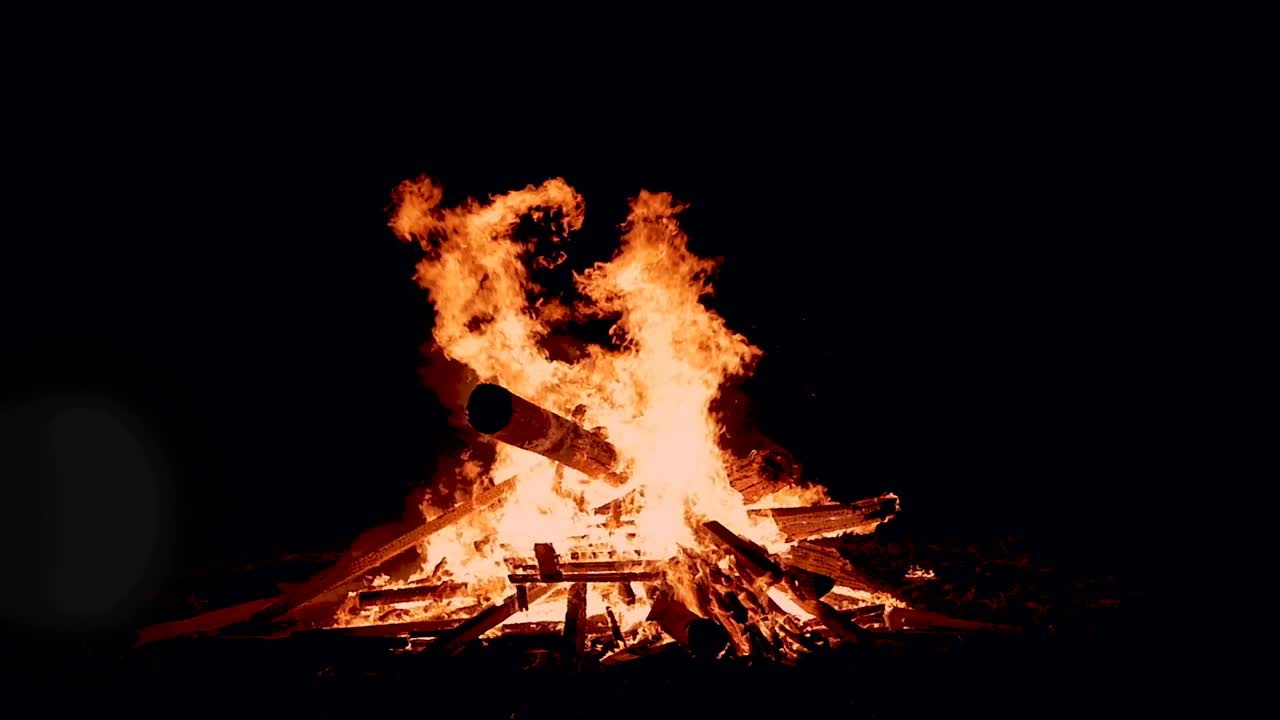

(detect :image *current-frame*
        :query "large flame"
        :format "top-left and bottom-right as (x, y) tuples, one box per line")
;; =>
(345, 177), (839, 633)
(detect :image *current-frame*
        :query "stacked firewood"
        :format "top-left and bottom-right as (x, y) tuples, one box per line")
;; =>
(135, 383), (1016, 664)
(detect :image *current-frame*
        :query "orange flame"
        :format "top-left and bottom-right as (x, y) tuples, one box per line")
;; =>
(339, 176), (864, 636)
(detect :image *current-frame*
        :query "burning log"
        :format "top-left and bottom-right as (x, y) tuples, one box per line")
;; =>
(749, 494), (899, 540)
(645, 588), (730, 659)
(430, 585), (554, 656)
(467, 383), (626, 485)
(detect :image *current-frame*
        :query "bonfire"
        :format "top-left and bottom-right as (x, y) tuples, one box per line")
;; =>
(137, 176), (940, 665)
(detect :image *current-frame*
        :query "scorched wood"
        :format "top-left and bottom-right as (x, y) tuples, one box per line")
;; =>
(467, 383), (626, 485)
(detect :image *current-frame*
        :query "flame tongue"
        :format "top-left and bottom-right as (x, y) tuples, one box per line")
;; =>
(356, 176), (867, 646)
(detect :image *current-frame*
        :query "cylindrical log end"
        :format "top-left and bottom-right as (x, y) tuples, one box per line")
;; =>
(687, 618), (731, 659)
(466, 383), (514, 434)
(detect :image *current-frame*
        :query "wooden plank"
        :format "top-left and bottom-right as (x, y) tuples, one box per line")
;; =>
(701, 521), (784, 583)
(782, 542), (880, 594)
(886, 607), (1021, 633)
(535, 543), (563, 581)
(616, 581), (636, 605)
(133, 597), (281, 647)
(600, 639), (678, 666)
(560, 560), (661, 573)
(703, 519), (868, 645)
(430, 584), (554, 655)
(356, 582), (465, 608)
(563, 582), (588, 664)
(749, 494), (899, 540)
(605, 606), (625, 647)
(283, 477), (518, 613)
(320, 618), (463, 638)
(508, 571), (662, 584)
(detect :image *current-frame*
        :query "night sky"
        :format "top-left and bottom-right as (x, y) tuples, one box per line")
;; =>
(2, 67), (1177, 642)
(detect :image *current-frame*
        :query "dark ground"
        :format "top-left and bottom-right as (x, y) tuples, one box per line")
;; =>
(0, 39), (1189, 713)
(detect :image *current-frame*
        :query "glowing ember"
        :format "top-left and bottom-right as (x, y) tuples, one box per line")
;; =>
(327, 176), (902, 657)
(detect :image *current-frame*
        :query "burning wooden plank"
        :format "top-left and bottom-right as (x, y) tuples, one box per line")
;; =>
(782, 541), (887, 596)
(749, 494), (899, 540)
(508, 571), (662, 584)
(702, 520), (784, 584)
(702, 520), (867, 645)
(467, 383), (626, 485)
(133, 597), (281, 647)
(616, 581), (637, 605)
(605, 607), (625, 647)
(320, 618), (463, 638)
(429, 584), (555, 656)
(727, 447), (800, 503)
(563, 582), (588, 664)
(535, 543), (563, 581)
(601, 639), (679, 666)
(282, 477), (519, 614)
(502, 618), (612, 636)
(356, 582), (465, 608)
(886, 607), (1022, 633)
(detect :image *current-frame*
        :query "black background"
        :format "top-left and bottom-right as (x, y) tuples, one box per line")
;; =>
(2, 49), (1185, 649)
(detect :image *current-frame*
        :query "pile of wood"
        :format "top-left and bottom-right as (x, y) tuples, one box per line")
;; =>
(136, 383), (1013, 665)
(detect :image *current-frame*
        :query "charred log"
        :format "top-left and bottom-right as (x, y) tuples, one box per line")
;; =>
(466, 383), (625, 484)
